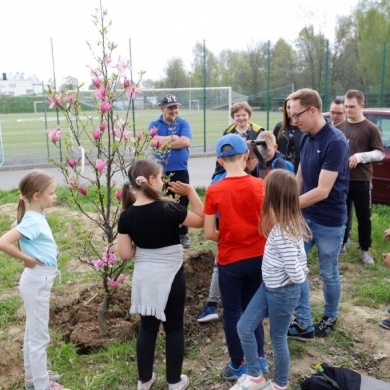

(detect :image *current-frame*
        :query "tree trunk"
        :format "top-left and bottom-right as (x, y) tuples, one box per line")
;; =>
(97, 295), (111, 336)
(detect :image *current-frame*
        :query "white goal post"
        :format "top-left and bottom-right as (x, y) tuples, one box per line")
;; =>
(189, 99), (200, 110)
(34, 100), (45, 114)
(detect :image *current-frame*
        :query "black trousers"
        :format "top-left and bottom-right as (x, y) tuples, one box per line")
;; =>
(137, 268), (186, 384)
(166, 170), (190, 235)
(343, 180), (372, 251)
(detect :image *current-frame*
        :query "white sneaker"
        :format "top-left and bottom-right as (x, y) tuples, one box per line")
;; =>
(229, 373), (268, 390)
(168, 374), (189, 390)
(361, 250), (375, 265)
(137, 372), (156, 390)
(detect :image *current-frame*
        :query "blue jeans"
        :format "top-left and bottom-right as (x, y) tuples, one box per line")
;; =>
(218, 257), (264, 367)
(238, 282), (301, 387)
(295, 219), (345, 325)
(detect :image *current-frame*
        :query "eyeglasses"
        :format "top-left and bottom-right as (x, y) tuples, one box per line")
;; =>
(330, 111), (345, 115)
(291, 107), (311, 120)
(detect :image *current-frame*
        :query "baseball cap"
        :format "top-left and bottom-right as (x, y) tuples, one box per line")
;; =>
(216, 134), (248, 158)
(159, 94), (181, 107)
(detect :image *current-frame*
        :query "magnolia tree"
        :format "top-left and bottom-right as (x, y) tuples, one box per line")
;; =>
(45, 4), (163, 336)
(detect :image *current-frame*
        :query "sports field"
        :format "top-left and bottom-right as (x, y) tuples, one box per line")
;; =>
(0, 109), (282, 166)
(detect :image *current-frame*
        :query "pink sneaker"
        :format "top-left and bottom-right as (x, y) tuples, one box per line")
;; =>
(47, 380), (71, 390)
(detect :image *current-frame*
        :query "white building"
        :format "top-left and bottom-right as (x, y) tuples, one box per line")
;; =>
(0, 73), (42, 96)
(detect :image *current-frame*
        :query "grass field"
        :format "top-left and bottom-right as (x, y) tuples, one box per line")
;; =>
(0, 109), (282, 166)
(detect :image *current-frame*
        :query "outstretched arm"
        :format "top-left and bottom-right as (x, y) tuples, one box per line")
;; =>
(168, 181), (204, 228)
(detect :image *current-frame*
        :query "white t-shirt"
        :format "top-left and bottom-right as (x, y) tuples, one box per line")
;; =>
(262, 223), (308, 288)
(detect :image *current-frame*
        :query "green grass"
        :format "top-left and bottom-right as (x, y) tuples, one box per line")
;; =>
(0, 110), (282, 165)
(1, 188), (390, 389)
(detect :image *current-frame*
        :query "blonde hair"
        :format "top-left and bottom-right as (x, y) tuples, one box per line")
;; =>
(261, 169), (311, 241)
(17, 169), (56, 223)
(257, 131), (276, 149)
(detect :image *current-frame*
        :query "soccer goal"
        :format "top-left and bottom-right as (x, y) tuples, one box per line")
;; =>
(189, 100), (200, 110)
(33, 100), (45, 114)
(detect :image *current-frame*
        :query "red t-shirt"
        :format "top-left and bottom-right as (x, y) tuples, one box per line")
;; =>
(204, 175), (266, 265)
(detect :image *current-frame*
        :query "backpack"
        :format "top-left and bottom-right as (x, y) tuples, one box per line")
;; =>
(271, 157), (295, 173)
(300, 363), (361, 390)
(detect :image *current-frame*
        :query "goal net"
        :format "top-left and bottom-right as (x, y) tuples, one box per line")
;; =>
(34, 100), (46, 114)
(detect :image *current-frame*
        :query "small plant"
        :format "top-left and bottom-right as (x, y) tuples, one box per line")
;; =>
(44, 2), (161, 336)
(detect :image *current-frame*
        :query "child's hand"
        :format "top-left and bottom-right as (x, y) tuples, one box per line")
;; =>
(23, 257), (43, 269)
(168, 181), (193, 196)
(383, 253), (390, 269)
(384, 228), (390, 241)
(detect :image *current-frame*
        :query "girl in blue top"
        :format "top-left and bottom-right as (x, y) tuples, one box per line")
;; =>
(0, 169), (66, 390)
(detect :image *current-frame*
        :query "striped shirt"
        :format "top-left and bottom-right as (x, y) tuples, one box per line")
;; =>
(262, 224), (308, 288)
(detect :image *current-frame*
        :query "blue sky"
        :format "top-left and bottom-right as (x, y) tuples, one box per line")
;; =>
(1, 0), (359, 87)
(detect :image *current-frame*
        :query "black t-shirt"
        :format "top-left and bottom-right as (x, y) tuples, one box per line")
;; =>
(118, 201), (187, 249)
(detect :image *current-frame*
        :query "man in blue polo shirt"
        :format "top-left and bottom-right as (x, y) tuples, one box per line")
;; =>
(286, 88), (349, 340)
(148, 94), (192, 248)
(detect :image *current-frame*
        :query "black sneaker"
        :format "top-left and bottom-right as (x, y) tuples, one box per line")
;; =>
(314, 316), (337, 337)
(287, 320), (315, 341)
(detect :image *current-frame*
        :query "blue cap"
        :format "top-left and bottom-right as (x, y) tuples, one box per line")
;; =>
(216, 133), (248, 157)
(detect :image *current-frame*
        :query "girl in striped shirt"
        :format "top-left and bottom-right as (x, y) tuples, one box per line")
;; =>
(232, 169), (312, 390)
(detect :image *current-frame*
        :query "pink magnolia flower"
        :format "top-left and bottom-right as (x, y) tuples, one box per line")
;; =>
(92, 130), (102, 141)
(123, 78), (130, 89)
(104, 54), (112, 66)
(115, 56), (129, 73)
(92, 259), (105, 270)
(149, 127), (157, 138)
(67, 158), (76, 168)
(107, 277), (118, 289)
(78, 187), (87, 196)
(100, 122), (108, 132)
(92, 77), (102, 88)
(64, 93), (74, 103)
(122, 130), (130, 141)
(102, 246), (117, 265)
(125, 85), (140, 100)
(47, 93), (62, 108)
(155, 139), (163, 149)
(46, 126), (61, 143)
(100, 101), (112, 113)
(115, 189), (122, 201)
(117, 274), (126, 284)
(95, 87), (106, 101)
(95, 159), (107, 173)
(88, 66), (99, 77)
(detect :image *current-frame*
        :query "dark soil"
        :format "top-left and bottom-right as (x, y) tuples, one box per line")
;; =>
(50, 249), (217, 354)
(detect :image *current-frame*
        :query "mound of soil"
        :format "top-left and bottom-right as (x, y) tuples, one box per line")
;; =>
(50, 249), (217, 354)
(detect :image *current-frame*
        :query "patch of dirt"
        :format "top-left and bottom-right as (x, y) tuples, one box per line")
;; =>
(1, 229), (390, 389)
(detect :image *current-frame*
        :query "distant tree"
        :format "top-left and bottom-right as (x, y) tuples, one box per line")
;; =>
(331, 15), (362, 97)
(162, 58), (187, 88)
(270, 39), (298, 91)
(60, 75), (79, 92)
(295, 26), (327, 92)
(356, 0), (390, 101)
(191, 42), (221, 87)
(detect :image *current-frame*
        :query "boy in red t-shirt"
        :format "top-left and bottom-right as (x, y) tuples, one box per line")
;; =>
(204, 133), (268, 381)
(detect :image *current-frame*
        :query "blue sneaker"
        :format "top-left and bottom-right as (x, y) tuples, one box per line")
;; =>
(197, 305), (219, 323)
(258, 356), (269, 374)
(222, 361), (247, 381)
